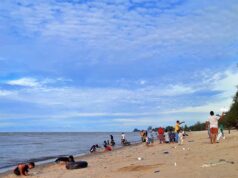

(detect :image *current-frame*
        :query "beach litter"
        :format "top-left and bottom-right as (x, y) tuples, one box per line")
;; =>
(163, 151), (169, 154)
(154, 170), (160, 173)
(201, 159), (235, 168)
(182, 148), (185, 150)
(137, 157), (142, 161)
(174, 162), (177, 166)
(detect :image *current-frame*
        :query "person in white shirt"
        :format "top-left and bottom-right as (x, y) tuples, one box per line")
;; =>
(206, 111), (224, 144)
(164, 129), (170, 144)
(121, 133), (126, 144)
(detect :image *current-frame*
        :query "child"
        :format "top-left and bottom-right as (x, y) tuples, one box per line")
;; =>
(164, 129), (170, 144)
(169, 131), (175, 143)
(178, 129), (184, 145)
(13, 162), (35, 176)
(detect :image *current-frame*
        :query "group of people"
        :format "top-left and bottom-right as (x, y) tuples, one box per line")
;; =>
(90, 133), (131, 154)
(13, 111), (225, 176)
(13, 133), (130, 176)
(13, 155), (88, 176)
(206, 111), (225, 144)
(140, 121), (187, 146)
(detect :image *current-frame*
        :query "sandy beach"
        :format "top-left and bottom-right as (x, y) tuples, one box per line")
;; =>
(1, 131), (238, 178)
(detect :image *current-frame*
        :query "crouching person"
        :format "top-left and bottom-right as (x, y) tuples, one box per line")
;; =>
(13, 162), (35, 176)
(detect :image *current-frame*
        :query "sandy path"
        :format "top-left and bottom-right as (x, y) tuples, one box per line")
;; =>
(1, 130), (238, 178)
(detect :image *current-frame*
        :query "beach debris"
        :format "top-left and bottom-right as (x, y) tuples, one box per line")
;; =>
(174, 162), (177, 166)
(163, 151), (169, 154)
(188, 140), (194, 142)
(182, 148), (185, 150)
(154, 170), (160, 173)
(201, 159), (235, 168)
(137, 157), (142, 161)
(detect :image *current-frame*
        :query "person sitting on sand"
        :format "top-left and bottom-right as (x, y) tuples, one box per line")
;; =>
(103, 140), (112, 151)
(206, 111), (224, 144)
(13, 162), (35, 176)
(90, 144), (100, 153)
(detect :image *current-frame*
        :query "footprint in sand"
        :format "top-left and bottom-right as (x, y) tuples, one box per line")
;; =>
(117, 163), (164, 172)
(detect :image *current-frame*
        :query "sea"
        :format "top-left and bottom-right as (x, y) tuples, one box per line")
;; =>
(0, 132), (141, 173)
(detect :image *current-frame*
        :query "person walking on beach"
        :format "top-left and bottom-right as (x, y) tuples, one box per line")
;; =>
(174, 120), (184, 143)
(146, 126), (154, 145)
(206, 111), (224, 144)
(13, 162), (35, 176)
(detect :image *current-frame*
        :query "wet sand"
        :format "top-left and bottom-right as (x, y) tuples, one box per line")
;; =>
(1, 130), (238, 178)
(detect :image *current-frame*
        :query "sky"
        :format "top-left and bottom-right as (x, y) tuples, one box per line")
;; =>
(0, 0), (238, 132)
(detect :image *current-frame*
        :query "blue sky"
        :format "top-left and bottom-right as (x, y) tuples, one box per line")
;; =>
(0, 0), (238, 131)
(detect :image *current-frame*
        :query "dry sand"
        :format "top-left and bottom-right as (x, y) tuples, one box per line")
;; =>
(1, 130), (238, 178)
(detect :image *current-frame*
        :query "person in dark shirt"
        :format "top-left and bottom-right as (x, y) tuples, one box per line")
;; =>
(110, 135), (115, 146)
(13, 162), (35, 176)
(90, 144), (100, 153)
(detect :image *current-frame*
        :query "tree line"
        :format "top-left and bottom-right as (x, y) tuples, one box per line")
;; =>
(134, 87), (238, 132)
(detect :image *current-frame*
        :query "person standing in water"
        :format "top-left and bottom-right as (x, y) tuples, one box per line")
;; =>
(121, 132), (126, 144)
(110, 135), (115, 146)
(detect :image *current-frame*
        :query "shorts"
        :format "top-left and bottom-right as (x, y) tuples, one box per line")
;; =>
(105, 146), (112, 151)
(210, 127), (218, 134)
(158, 134), (164, 140)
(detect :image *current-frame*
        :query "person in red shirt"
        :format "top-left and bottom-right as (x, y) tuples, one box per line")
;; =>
(158, 127), (165, 144)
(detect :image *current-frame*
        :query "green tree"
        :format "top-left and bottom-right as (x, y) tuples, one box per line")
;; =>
(189, 121), (206, 131)
(222, 88), (238, 130)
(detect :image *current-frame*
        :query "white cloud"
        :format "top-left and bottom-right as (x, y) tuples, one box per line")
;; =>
(6, 77), (40, 87)
(163, 69), (238, 114)
(0, 90), (14, 96)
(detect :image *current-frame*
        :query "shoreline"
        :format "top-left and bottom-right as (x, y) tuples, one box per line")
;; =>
(0, 139), (142, 175)
(1, 130), (238, 178)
